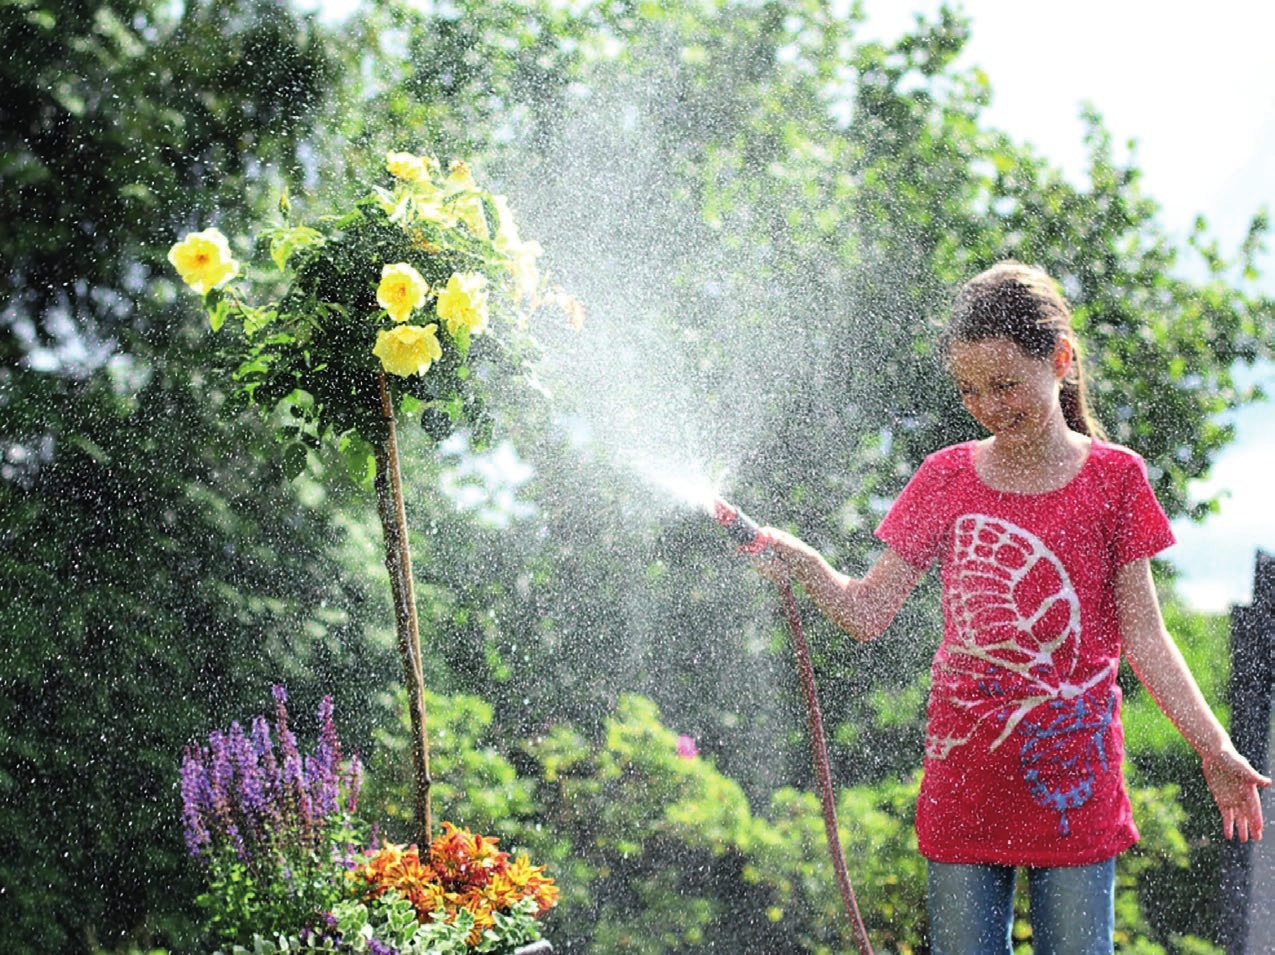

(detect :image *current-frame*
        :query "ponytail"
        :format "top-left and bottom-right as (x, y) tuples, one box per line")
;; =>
(1059, 352), (1104, 439)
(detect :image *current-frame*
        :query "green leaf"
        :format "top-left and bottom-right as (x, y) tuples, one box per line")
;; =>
(339, 432), (377, 484)
(207, 292), (231, 332)
(264, 225), (326, 271)
(242, 307), (279, 337)
(281, 441), (308, 481)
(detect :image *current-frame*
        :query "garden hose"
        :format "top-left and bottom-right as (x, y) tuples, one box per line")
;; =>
(710, 496), (874, 954)
(778, 578), (875, 955)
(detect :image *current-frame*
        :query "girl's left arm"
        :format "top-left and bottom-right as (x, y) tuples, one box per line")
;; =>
(1117, 558), (1271, 841)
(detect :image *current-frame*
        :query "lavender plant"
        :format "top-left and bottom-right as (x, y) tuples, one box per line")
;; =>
(181, 686), (366, 947)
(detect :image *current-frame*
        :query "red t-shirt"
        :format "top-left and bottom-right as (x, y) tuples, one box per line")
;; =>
(875, 440), (1175, 866)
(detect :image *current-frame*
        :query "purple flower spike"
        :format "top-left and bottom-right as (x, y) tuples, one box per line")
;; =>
(180, 746), (212, 857)
(310, 696), (342, 821)
(229, 721), (268, 839)
(344, 752), (363, 814)
(251, 714), (275, 762)
(319, 696), (339, 761)
(208, 730), (236, 831)
(179, 686), (362, 870)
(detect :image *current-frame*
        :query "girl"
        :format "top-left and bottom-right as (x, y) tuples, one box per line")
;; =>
(758, 261), (1270, 955)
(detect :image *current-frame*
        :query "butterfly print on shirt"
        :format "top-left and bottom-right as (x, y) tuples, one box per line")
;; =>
(928, 514), (1117, 834)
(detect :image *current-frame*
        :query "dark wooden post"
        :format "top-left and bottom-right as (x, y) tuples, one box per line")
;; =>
(1219, 551), (1275, 955)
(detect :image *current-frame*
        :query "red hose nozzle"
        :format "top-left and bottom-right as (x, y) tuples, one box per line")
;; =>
(711, 495), (771, 555)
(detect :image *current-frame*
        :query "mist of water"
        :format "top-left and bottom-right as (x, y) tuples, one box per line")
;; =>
(466, 58), (866, 805)
(500, 81), (823, 530)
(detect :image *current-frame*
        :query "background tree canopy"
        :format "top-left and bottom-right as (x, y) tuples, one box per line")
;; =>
(1, 0), (1271, 952)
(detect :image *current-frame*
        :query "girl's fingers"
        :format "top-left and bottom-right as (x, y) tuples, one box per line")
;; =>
(1204, 753), (1268, 841)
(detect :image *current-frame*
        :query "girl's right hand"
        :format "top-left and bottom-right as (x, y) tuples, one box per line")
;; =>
(753, 528), (815, 585)
(753, 535), (922, 641)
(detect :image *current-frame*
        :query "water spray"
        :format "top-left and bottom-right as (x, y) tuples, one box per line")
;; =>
(709, 496), (875, 955)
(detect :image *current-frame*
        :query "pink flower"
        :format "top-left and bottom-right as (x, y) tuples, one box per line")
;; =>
(676, 735), (698, 760)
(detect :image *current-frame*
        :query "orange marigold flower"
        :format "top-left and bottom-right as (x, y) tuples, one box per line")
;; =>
(430, 822), (507, 889)
(516, 865), (558, 913)
(464, 904), (497, 946)
(355, 841), (441, 919)
(352, 825), (558, 943)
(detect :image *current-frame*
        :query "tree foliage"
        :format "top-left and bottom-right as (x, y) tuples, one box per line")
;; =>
(0, 2), (386, 950)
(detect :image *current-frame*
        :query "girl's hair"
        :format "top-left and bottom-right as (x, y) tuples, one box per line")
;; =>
(942, 260), (1106, 438)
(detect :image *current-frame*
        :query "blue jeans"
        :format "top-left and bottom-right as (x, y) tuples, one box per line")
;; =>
(927, 859), (1115, 955)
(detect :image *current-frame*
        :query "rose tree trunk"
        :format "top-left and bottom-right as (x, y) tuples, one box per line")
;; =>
(373, 372), (432, 847)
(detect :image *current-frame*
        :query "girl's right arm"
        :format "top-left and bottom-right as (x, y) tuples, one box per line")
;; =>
(757, 529), (924, 642)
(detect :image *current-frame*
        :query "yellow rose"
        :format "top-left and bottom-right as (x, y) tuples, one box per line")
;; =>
(435, 272), (489, 337)
(493, 195), (542, 298)
(168, 228), (240, 295)
(444, 160), (489, 239)
(444, 160), (477, 192)
(377, 263), (429, 323)
(373, 323), (443, 377)
(385, 151), (438, 183)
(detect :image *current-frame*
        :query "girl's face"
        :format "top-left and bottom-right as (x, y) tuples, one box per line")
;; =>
(948, 337), (1071, 442)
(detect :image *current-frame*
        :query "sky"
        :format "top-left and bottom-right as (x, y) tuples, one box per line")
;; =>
(308, 0), (1275, 612)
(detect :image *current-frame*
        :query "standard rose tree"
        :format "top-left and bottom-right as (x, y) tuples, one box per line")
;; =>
(170, 151), (581, 848)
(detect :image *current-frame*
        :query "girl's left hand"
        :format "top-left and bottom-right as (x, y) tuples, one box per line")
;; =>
(1202, 746), (1272, 841)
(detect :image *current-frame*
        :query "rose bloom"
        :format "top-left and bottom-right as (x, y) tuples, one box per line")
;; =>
(373, 324), (443, 377)
(377, 262), (429, 323)
(493, 195), (542, 298)
(444, 161), (489, 239)
(444, 160), (477, 193)
(435, 272), (489, 337)
(385, 151), (438, 183)
(168, 228), (239, 295)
